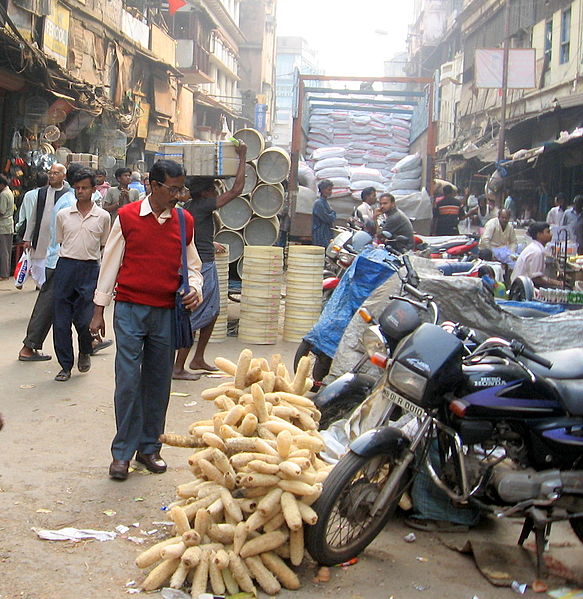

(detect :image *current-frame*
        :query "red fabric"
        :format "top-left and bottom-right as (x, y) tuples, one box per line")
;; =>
(168, 0), (186, 14)
(115, 202), (194, 308)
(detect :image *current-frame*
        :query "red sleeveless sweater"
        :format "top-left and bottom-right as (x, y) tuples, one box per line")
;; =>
(115, 201), (194, 308)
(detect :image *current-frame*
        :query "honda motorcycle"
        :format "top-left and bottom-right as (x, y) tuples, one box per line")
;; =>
(306, 323), (583, 574)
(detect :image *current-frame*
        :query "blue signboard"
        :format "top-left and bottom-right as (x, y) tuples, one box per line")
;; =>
(255, 103), (267, 132)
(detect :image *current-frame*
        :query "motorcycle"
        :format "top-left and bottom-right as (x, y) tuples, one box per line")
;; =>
(415, 233), (479, 260)
(313, 253), (439, 429)
(306, 322), (583, 574)
(323, 228), (374, 306)
(295, 238), (411, 391)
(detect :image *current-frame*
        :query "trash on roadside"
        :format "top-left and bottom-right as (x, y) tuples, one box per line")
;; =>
(334, 558), (358, 568)
(144, 529), (158, 535)
(103, 509), (116, 517)
(151, 521), (174, 526)
(115, 525), (130, 534)
(127, 537), (145, 544)
(184, 400), (198, 407)
(413, 583), (429, 591)
(531, 579), (547, 593)
(160, 588), (191, 599)
(126, 589), (140, 595)
(416, 556), (428, 562)
(510, 581), (527, 594)
(132, 522), (140, 527)
(133, 497), (144, 502)
(20, 384), (35, 389)
(313, 566), (331, 583)
(35, 508), (52, 513)
(33, 527), (116, 542)
(403, 532), (416, 543)
(160, 505), (170, 511)
(170, 392), (190, 397)
(126, 581), (137, 587)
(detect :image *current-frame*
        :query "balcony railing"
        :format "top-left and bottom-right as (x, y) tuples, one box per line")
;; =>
(177, 40), (213, 84)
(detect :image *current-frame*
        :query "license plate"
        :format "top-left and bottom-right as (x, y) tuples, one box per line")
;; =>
(384, 388), (426, 418)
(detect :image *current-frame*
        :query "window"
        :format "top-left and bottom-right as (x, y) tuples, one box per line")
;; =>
(544, 20), (552, 67)
(560, 8), (570, 64)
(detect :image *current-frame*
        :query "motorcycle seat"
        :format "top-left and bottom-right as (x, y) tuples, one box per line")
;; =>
(523, 347), (583, 379)
(548, 379), (583, 416)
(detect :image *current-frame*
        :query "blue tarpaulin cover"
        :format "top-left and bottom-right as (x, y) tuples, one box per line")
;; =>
(305, 247), (397, 358)
(496, 299), (567, 315)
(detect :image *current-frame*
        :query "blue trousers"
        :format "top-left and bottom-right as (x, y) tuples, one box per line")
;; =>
(53, 258), (98, 371)
(111, 301), (175, 460)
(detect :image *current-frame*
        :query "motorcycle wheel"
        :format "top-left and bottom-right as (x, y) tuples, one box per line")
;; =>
(293, 340), (332, 385)
(570, 516), (583, 543)
(306, 450), (410, 565)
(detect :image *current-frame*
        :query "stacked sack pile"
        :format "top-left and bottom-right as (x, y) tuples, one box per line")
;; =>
(135, 349), (332, 596)
(349, 166), (385, 202)
(307, 107), (413, 183)
(387, 153), (423, 197)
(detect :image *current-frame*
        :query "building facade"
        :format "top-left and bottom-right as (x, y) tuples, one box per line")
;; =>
(273, 35), (320, 148)
(0, 0), (276, 210)
(407, 0), (583, 214)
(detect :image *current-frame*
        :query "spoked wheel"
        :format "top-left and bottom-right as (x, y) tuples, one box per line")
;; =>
(306, 450), (410, 565)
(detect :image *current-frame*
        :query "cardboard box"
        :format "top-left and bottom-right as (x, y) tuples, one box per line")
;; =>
(156, 141), (238, 178)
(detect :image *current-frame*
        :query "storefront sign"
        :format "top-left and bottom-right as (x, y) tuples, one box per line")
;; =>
(43, 1), (70, 69)
(255, 103), (267, 133)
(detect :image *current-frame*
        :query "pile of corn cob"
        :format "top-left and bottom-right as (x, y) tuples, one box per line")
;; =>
(136, 349), (332, 596)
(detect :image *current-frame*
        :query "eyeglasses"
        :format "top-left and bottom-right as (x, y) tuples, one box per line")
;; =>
(156, 181), (188, 196)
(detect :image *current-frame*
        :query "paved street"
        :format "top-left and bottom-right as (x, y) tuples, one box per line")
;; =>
(0, 278), (581, 599)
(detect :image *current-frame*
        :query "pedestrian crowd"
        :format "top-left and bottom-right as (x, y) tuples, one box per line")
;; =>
(4, 144), (246, 481)
(312, 179), (581, 291)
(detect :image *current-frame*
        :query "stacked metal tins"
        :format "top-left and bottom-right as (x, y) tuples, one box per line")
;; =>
(209, 245), (229, 343)
(238, 246), (283, 344)
(212, 128), (289, 274)
(283, 245), (325, 342)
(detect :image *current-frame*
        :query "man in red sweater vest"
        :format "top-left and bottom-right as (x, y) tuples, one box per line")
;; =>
(90, 160), (203, 481)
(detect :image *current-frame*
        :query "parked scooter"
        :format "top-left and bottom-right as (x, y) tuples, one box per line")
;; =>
(306, 321), (583, 573)
(415, 233), (479, 260)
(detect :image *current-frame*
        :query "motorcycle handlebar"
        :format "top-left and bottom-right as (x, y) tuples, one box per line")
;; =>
(510, 341), (553, 369)
(402, 255), (420, 287)
(403, 283), (427, 301)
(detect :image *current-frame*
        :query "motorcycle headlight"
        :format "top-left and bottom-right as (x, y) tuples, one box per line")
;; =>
(362, 325), (386, 358)
(388, 361), (428, 402)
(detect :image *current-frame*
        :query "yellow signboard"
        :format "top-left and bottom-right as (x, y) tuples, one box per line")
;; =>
(43, 2), (70, 69)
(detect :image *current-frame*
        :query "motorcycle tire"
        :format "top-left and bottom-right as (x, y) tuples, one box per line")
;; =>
(305, 450), (410, 566)
(293, 340), (332, 386)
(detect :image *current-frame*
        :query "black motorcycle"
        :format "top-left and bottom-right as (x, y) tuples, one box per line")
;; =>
(314, 254), (439, 429)
(306, 323), (583, 574)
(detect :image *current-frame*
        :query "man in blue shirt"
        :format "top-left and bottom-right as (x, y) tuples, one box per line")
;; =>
(312, 179), (336, 247)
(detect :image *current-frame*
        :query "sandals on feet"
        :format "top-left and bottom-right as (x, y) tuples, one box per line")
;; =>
(54, 369), (71, 382)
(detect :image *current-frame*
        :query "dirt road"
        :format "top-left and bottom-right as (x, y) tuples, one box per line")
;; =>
(0, 278), (581, 599)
